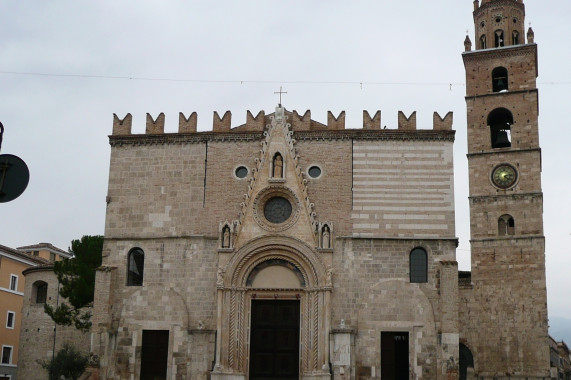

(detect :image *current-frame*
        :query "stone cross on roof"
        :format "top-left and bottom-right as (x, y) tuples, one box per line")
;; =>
(274, 86), (287, 106)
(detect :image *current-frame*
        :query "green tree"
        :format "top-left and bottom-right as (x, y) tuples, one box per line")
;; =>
(44, 235), (104, 332)
(40, 343), (89, 380)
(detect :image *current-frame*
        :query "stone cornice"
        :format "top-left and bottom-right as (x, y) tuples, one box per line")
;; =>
(462, 44), (538, 77)
(22, 265), (54, 276)
(468, 191), (543, 201)
(339, 236), (459, 243)
(470, 235), (545, 243)
(464, 88), (538, 101)
(473, 0), (525, 18)
(109, 129), (455, 147)
(467, 147), (541, 157)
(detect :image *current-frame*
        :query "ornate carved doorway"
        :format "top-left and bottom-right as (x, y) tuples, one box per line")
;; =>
(249, 300), (300, 380)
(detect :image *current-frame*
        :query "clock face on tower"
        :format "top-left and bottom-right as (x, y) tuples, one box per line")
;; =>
(491, 164), (518, 189)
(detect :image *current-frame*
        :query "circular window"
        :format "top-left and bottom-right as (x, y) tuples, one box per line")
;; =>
(480, 21), (485, 28)
(253, 186), (300, 232)
(264, 197), (292, 224)
(235, 166), (248, 179)
(308, 166), (322, 179)
(513, 17), (518, 24)
(495, 16), (502, 23)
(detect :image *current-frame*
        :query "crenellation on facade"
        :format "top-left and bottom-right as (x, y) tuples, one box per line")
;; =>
(145, 112), (165, 134)
(433, 112), (453, 131)
(213, 110), (232, 132)
(327, 111), (346, 130)
(110, 110), (455, 136)
(178, 111), (197, 133)
(360, 110), (380, 130)
(398, 111), (417, 130)
(112, 113), (132, 135)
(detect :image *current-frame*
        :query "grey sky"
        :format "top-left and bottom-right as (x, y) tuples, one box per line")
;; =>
(1, 1), (569, 318)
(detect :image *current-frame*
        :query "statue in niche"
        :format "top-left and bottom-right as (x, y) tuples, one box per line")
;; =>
(326, 267), (333, 286)
(217, 267), (225, 286)
(322, 225), (331, 249)
(273, 153), (283, 178)
(222, 226), (231, 248)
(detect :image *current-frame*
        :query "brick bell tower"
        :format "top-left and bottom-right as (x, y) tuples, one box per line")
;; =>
(462, 0), (549, 378)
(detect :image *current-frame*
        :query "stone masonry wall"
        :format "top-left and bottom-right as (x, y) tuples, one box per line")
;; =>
(351, 140), (455, 239)
(94, 237), (218, 379)
(331, 237), (458, 380)
(459, 237), (548, 378)
(295, 139), (353, 236)
(18, 268), (91, 380)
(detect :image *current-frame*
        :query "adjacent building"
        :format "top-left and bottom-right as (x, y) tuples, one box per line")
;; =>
(0, 244), (68, 380)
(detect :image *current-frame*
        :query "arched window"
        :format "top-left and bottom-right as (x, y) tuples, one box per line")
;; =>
(498, 214), (515, 236)
(512, 30), (520, 45)
(459, 343), (475, 380)
(495, 30), (505, 47)
(480, 34), (487, 49)
(488, 108), (514, 148)
(492, 67), (508, 92)
(410, 248), (428, 283)
(127, 248), (144, 286)
(32, 281), (48, 304)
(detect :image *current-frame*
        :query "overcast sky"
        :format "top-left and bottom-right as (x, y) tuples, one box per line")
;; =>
(1, 1), (569, 319)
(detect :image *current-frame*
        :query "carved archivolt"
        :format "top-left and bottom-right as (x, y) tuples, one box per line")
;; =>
(224, 236), (324, 288)
(217, 236), (330, 376)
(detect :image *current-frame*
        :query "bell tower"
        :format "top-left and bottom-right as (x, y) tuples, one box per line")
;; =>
(462, 0), (549, 378)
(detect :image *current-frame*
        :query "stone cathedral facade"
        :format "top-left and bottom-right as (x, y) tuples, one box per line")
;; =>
(90, 1), (549, 379)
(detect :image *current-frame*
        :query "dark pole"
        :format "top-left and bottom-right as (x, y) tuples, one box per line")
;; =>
(0, 121), (4, 152)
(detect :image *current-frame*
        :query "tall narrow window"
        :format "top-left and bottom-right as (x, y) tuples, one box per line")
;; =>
(1, 346), (12, 364)
(127, 248), (145, 286)
(9, 275), (18, 291)
(480, 34), (487, 49)
(488, 108), (514, 149)
(498, 215), (515, 236)
(33, 281), (48, 304)
(6, 311), (15, 329)
(495, 30), (505, 47)
(512, 30), (520, 45)
(410, 248), (428, 283)
(492, 67), (508, 92)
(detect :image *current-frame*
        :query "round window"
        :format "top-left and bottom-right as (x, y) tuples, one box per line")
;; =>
(495, 16), (502, 23)
(308, 166), (322, 179)
(235, 166), (248, 179)
(263, 196), (292, 224)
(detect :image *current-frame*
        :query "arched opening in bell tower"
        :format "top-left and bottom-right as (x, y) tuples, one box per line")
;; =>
(492, 67), (509, 92)
(488, 108), (513, 149)
(494, 30), (505, 47)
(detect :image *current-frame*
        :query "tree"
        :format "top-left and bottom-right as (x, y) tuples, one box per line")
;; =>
(40, 343), (89, 380)
(44, 235), (104, 332)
